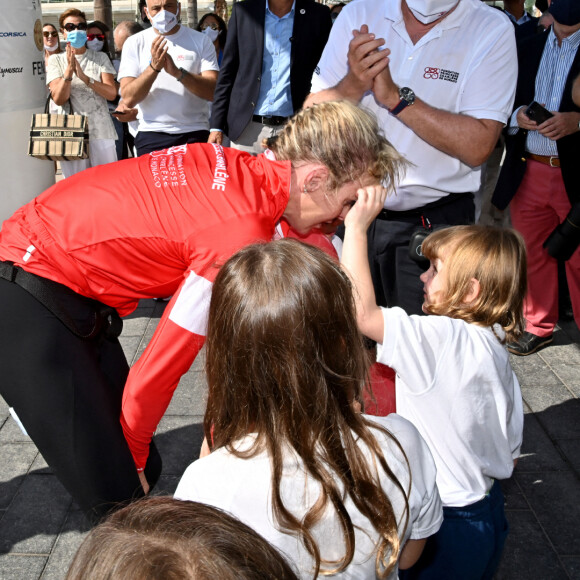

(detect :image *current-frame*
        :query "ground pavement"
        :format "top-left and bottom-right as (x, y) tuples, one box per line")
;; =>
(0, 300), (579, 579)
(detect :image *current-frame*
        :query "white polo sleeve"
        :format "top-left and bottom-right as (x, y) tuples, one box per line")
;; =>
(458, 20), (517, 124)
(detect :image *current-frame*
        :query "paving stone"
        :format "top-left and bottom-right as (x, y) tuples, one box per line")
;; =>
(121, 314), (154, 337)
(548, 363), (580, 398)
(561, 556), (580, 579)
(0, 444), (39, 509)
(165, 372), (208, 416)
(0, 398), (8, 424)
(520, 381), (578, 415)
(510, 355), (565, 387)
(538, 343), (580, 366)
(516, 413), (570, 472)
(30, 453), (51, 474)
(501, 476), (529, 511)
(0, 475), (71, 555)
(0, 555), (47, 579)
(0, 415), (32, 444)
(152, 475), (181, 497)
(515, 471), (580, 555)
(528, 396), (580, 440)
(494, 510), (569, 580)
(40, 509), (91, 580)
(118, 335), (144, 365)
(154, 417), (204, 477)
(556, 438), (580, 475)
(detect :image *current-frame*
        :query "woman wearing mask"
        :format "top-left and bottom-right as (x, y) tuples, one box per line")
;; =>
(86, 20), (114, 62)
(43, 23), (61, 70)
(46, 9), (118, 178)
(197, 13), (227, 66)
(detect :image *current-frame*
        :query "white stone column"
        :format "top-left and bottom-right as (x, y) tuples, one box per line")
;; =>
(0, 0), (55, 224)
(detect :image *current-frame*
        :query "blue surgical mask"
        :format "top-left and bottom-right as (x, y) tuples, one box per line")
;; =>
(67, 30), (87, 49)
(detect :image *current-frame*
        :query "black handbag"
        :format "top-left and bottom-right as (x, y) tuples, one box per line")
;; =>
(28, 94), (89, 161)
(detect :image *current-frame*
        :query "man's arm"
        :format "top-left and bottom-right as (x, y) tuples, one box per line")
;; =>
(309, 25), (509, 168)
(373, 65), (503, 167)
(120, 34), (168, 108)
(163, 53), (218, 101)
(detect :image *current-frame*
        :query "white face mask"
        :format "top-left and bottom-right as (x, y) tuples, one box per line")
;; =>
(406, 0), (458, 24)
(202, 26), (220, 43)
(149, 8), (179, 34)
(87, 39), (104, 51)
(44, 43), (59, 52)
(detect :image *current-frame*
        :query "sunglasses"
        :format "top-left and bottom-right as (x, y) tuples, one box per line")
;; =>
(63, 22), (88, 32)
(87, 34), (105, 41)
(201, 23), (219, 30)
(43, 31), (59, 38)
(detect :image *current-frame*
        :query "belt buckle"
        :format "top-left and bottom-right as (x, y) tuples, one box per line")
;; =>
(549, 156), (558, 167)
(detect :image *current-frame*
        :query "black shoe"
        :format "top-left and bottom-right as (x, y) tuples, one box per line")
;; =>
(507, 331), (553, 356)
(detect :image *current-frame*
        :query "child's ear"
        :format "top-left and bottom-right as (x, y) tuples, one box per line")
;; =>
(463, 278), (481, 305)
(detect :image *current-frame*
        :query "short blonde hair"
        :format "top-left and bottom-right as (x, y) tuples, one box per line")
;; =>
(268, 101), (405, 194)
(422, 225), (527, 343)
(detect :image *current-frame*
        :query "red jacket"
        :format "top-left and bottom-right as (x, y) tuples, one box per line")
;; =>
(0, 143), (291, 469)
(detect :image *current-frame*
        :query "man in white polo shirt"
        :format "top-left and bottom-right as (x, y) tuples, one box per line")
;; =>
(308, 0), (517, 315)
(118, 0), (219, 156)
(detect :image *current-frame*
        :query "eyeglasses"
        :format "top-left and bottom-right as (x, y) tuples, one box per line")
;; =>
(201, 23), (219, 30)
(43, 31), (59, 38)
(63, 22), (88, 32)
(87, 34), (105, 41)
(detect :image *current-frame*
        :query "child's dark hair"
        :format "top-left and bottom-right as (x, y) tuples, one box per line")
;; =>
(422, 225), (527, 343)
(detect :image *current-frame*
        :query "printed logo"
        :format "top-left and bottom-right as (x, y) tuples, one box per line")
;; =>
(32, 61), (45, 76)
(176, 54), (194, 61)
(423, 67), (439, 79)
(149, 145), (188, 188)
(423, 67), (460, 83)
(0, 32), (27, 37)
(314, 66), (320, 75)
(34, 19), (43, 51)
(0, 67), (24, 78)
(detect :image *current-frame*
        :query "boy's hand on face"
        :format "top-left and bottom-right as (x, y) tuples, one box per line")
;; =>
(344, 185), (387, 234)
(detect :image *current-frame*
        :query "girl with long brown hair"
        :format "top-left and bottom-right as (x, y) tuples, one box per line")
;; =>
(175, 239), (442, 578)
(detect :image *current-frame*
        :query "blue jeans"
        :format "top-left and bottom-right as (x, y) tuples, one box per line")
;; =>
(400, 480), (509, 580)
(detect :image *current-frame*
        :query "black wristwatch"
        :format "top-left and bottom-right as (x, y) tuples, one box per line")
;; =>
(389, 87), (416, 116)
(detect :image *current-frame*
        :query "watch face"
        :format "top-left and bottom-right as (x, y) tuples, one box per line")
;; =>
(400, 87), (415, 104)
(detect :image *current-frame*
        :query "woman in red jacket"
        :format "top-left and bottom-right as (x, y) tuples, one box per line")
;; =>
(0, 100), (403, 521)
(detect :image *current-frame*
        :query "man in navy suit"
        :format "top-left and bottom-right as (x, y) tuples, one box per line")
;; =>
(503, 0), (540, 41)
(208, 0), (331, 154)
(493, 0), (580, 355)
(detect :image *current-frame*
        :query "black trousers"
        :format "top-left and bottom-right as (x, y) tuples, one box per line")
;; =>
(367, 193), (475, 316)
(135, 129), (210, 157)
(0, 278), (162, 523)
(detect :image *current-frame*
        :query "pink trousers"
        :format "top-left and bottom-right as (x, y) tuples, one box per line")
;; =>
(510, 159), (580, 337)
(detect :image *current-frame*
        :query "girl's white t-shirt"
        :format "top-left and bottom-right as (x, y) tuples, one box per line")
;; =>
(175, 414), (442, 579)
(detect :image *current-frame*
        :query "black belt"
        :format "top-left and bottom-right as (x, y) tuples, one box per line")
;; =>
(0, 261), (122, 340)
(376, 191), (473, 220)
(252, 115), (288, 127)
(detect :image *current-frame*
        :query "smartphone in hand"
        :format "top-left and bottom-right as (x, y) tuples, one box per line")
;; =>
(525, 101), (554, 125)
